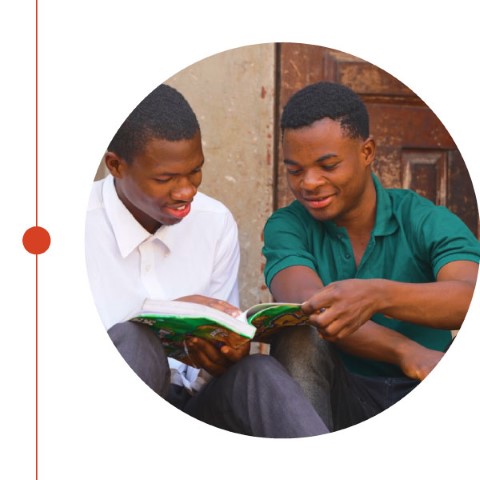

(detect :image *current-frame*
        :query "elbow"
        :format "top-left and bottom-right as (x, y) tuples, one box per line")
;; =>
(450, 283), (476, 329)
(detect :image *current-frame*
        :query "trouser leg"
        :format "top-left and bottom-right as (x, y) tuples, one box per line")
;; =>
(270, 326), (420, 431)
(107, 321), (171, 398)
(270, 325), (337, 430)
(183, 354), (329, 438)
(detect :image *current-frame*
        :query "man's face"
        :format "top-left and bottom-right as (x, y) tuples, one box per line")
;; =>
(109, 131), (204, 233)
(282, 118), (375, 225)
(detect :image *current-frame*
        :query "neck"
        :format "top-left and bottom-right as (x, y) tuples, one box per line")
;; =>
(335, 179), (377, 238)
(114, 179), (162, 234)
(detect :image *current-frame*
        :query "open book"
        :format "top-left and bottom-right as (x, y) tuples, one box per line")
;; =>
(126, 299), (310, 363)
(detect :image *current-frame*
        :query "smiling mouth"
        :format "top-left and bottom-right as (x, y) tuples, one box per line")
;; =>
(303, 194), (335, 209)
(164, 202), (192, 219)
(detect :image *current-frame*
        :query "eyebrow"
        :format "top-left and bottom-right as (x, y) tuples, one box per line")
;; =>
(284, 153), (338, 165)
(158, 158), (205, 176)
(193, 158), (205, 171)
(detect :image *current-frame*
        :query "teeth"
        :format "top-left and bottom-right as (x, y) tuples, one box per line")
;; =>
(174, 205), (186, 210)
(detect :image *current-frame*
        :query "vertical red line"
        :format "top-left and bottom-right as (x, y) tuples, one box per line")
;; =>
(35, 202), (38, 468)
(36, 0), (39, 227)
(36, 0), (39, 479)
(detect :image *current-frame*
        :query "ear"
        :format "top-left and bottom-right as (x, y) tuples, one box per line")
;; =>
(361, 136), (376, 166)
(104, 151), (128, 178)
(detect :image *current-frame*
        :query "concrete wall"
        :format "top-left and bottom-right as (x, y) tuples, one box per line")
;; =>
(96, 44), (276, 310)
(167, 44), (276, 310)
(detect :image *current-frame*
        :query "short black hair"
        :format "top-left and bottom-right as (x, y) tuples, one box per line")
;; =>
(107, 84), (200, 163)
(281, 81), (369, 139)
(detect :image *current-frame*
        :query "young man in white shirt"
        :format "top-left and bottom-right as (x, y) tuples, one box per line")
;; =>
(85, 83), (328, 437)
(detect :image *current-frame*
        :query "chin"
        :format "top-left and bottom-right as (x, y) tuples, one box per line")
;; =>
(160, 217), (183, 227)
(307, 208), (336, 223)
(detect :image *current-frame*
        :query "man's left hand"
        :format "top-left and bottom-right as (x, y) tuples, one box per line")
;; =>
(184, 336), (250, 376)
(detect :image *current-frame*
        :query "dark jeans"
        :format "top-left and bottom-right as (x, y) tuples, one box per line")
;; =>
(108, 321), (329, 438)
(270, 325), (419, 431)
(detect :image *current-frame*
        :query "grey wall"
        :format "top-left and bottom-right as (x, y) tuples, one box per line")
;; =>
(167, 44), (276, 310)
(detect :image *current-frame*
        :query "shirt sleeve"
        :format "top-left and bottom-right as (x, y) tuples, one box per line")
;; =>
(262, 205), (319, 288)
(207, 209), (241, 307)
(168, 358), (213, 394)
(415, 204), (480, 277)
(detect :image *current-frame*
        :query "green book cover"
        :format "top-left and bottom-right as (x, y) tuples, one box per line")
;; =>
(127, 300), (310, 363)
(246, 304), (310, 341)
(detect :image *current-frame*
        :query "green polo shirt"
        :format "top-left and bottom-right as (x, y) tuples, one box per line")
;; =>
(263, 174), (480, 377)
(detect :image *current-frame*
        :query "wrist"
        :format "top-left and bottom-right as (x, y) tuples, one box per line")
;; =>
(393, 335), (423, 367)
(372, 278), (392, 314)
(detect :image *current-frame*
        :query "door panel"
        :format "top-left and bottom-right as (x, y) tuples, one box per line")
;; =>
(401, 150), (448, 206)
(448, 150), (479, 235)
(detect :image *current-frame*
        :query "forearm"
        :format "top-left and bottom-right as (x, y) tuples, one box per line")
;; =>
(334, 320), (444, 381)
(272, 284), (319, 304)
(270, 266), (324, 303)
(335, 320), (418, 365)
(374, 278), (475, 330)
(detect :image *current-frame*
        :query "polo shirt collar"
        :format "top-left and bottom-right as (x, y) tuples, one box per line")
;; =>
(103, 175), (175, 258)
(371, 173), (398, 236)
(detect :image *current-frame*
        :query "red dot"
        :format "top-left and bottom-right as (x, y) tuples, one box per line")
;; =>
(23, 226), (51, 255)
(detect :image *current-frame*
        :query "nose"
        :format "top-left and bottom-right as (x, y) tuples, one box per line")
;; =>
(171, 176), (197, 201)
(301, 168), (326, 192)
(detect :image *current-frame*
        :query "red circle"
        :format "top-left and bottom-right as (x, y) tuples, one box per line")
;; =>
(23, 226), (51, 254)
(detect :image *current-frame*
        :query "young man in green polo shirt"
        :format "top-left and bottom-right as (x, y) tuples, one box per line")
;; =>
(262, 81), (480, 431)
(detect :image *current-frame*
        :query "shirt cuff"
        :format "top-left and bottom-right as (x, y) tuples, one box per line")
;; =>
(168, 357), (213, 394)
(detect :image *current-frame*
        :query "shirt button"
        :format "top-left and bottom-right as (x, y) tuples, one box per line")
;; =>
(145, 264), (151, 272)
(345, 253), (351, 259)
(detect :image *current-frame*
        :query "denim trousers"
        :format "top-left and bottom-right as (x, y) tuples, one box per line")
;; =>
(108, 321), (329, 438)
(270, 325), (420, 431)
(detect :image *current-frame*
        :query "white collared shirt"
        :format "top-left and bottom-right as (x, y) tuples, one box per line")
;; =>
(85, 175), (240, 392)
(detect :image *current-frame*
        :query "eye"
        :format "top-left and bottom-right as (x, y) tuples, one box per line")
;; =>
(154, 176), (173, 184)
(286, 169), (303, 176)
(321, 163), (339, 171)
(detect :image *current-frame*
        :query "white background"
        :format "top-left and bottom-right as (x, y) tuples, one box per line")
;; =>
(1, 1), (479, 479)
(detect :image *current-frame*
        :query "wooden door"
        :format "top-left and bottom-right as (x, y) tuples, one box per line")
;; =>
(274, 43), (479, 236)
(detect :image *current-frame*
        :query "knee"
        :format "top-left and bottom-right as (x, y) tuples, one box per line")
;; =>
(237, 353), (278, 370)
(230, 354), (285, 383)
(107, 321), (170, 398)
(107, 321), (167, 364)
(271, 325), (329, 360)
(271, 325), (317, 349)
(270, 326), (335, 374)
(108, 321), (152, 348)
